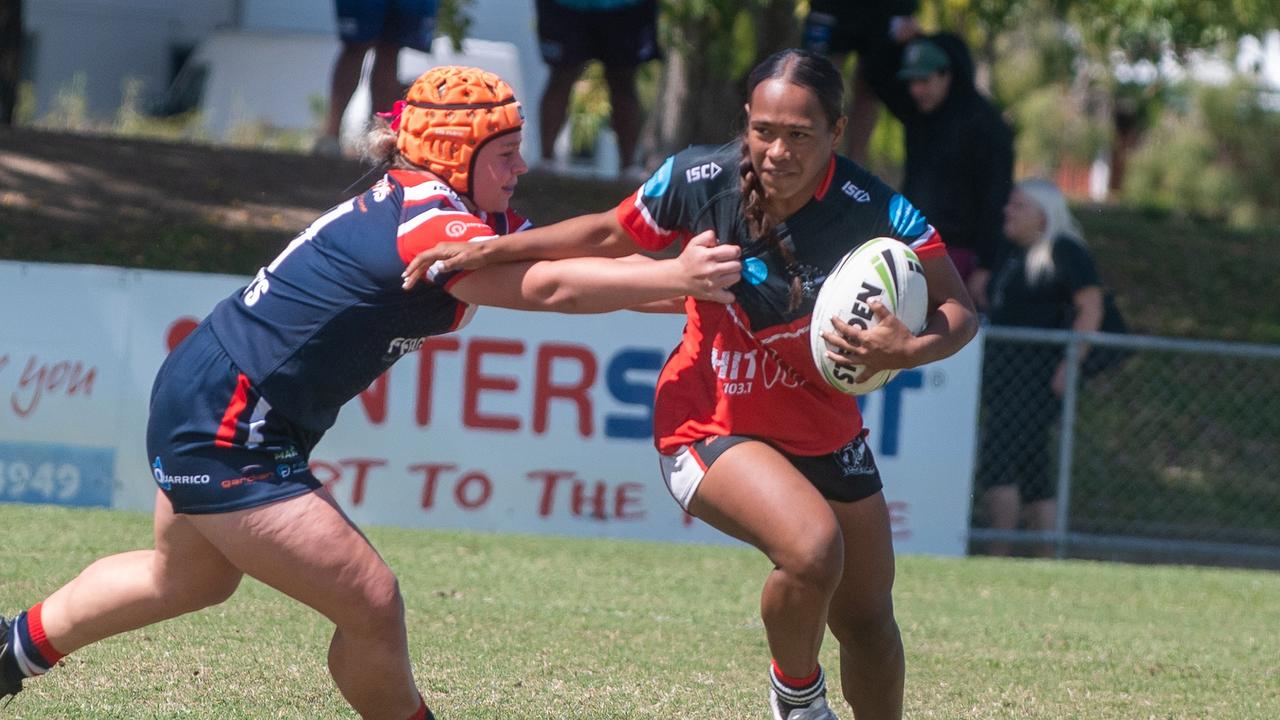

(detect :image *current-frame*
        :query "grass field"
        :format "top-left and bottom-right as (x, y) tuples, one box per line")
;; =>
(2, 504), (1277, 719)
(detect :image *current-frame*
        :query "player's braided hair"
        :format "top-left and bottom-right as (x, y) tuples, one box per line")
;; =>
(738, 144), (804, 311)
(738, 49), (846, 312)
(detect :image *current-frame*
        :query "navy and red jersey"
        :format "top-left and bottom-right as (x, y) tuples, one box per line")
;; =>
(615, 142), (946, 457)
(207, 169), (530, 432)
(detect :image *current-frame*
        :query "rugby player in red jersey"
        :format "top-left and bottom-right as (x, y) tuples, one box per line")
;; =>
(405, 50), (977, 720)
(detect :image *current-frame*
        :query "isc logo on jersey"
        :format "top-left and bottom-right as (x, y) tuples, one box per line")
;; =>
(685, 162), (722, 183)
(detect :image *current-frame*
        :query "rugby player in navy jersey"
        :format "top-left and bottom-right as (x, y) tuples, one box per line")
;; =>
(0, 66), (740, 720)
(404, 50), (977, 720)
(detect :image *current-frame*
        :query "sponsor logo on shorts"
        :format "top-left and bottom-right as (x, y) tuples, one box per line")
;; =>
(835, 437), (874, 476)
(276, 460), (310, 479)
(151, 457), (211, 491)
(220, 465), (275, 490)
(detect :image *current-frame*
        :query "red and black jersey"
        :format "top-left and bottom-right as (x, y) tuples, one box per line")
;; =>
(207, 170), (529, 432)
(616, 142), (946, 456)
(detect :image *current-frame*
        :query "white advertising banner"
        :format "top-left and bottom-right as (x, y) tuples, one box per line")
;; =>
(0, 261), (981, 555)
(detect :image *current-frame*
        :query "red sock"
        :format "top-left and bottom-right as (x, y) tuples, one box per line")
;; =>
(405, 695), (429, 720)
(26, 603), (66, 665)
(771, 658), (820, 689)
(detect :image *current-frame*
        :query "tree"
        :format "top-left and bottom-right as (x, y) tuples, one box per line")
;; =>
(643, 0), (798, 164)
(1059, 0), (1280, 191)
(0, 0), (22, 125)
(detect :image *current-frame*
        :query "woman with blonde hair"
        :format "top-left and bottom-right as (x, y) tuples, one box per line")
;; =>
(977, 178), (1108, 557)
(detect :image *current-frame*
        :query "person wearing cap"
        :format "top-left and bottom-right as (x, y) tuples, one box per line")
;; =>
(0, 66), (741, 719)
(880, 32), (1015, 309)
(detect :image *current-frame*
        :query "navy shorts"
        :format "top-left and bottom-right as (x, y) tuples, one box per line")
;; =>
(146, 323), (323, 515)
(335, 0), (436, 51)
(659, 432), (882, 510)
(536, 0), (660, 68)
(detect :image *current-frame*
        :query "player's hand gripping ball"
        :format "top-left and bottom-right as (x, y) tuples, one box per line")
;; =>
(809, 237), (929, 395)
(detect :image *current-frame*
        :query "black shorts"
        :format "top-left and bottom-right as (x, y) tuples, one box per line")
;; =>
(975, 344), (1061, 503)
(659, 432), (882, 510)
(802, 1), (893, 57)
(536, 0), (661, 68)
(146, 323), (322, 514)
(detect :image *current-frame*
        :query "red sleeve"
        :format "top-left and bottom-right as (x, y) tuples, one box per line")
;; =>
(615, 189), (681, 252)
(396, 210), (497, 265)
(909, 225), (947, 261)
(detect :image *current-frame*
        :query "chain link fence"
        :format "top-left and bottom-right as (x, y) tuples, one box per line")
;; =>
(968, 326), (1280, 568)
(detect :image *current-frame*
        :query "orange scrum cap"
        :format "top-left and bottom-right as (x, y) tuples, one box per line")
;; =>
(396, 65), (524, 196)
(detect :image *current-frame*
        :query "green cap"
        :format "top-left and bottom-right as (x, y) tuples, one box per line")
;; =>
(897, 39), (951, 80)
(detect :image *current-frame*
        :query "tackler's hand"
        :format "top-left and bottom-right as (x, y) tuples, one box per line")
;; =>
(676, 230), (741, 304)
(401, 241), (492, 290)
(821, 302), (914, 383)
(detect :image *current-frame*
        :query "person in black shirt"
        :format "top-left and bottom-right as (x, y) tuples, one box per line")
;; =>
(878, 33), (1014, 311)
(977, 178), (1105, 557)
(800, 0), (922, 164)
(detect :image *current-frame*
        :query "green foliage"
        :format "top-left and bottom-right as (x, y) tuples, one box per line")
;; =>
(436, 0), (475, 52)
(1011, 84), (1109, 175)
(1122, 79), (1280, 228)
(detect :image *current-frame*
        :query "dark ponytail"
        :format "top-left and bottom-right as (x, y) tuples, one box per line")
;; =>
(738, 49), (844, 311)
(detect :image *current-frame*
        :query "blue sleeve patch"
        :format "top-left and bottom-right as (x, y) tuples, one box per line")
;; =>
(642, 155), (676, 198)
(889, 194), (928, 238)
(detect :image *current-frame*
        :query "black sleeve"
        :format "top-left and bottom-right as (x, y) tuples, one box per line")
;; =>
(1052, 237), (1101, 294)
(971, 113), (1014, 270)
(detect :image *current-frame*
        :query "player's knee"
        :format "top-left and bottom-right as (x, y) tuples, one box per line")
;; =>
(828, 597), (898, 651)
(160, 568), (242, 613)
(775, 527), (844, 595)
(351, 572), (406, 637)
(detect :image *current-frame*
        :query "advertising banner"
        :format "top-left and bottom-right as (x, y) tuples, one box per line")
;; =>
(1, 261), (980, 554)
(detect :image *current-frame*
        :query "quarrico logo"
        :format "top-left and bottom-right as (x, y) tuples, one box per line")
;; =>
(642, 155), (675, 197)
(151, 456), (210, 491)
(888, 195), (928, 238)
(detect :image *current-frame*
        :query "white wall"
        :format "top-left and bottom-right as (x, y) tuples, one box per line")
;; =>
(26, 0), (237, 117)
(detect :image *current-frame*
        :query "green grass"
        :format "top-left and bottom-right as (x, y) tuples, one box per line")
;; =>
(3, 504), (1278, 719)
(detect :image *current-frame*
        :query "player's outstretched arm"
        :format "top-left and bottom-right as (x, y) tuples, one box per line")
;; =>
(402, 209), (637, 289)
(447, 230), (739, 314)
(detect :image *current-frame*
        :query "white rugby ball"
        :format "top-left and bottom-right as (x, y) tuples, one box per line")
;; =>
(809, 237), (929, 395)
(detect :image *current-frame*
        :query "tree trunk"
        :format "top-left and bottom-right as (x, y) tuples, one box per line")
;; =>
(642, 0), (797, 165)
(0, 0), (22, 125)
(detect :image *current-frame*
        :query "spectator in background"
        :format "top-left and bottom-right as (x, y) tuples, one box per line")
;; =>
(976, 178), (1106, 557)
(535, 0), (660, 181)
(801, 0), (922, 164)
(879, 33), (1014, 310)
(316, 0), (438, 157)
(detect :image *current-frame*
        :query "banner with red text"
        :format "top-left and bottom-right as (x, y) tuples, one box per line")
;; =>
(0, 261), (981, 554)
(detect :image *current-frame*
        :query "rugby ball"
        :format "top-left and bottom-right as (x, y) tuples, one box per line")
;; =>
(809, 237), (929, 395)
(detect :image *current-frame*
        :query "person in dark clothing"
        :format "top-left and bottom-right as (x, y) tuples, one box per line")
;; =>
(976, 178), (1106, 557)
(801, 0), (921, 164)
(878, 32), (1014, 310)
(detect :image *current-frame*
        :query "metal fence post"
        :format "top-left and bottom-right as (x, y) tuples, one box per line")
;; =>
(1054, 337), (1082, 559)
